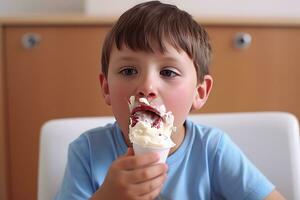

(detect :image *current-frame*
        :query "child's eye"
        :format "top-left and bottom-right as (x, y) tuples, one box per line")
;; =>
(160, 68), (179, 78)
(119, 67), (137, 76)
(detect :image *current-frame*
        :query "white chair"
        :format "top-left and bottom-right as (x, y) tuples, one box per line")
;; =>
(38, 112), (300, 200)
(38, 116), (116, 200)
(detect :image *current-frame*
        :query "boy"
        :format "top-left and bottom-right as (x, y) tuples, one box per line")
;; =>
(56, 1), (285, 199)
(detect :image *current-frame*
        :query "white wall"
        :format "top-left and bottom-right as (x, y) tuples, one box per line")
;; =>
(0, 0), (83, 16)
(85, 0), (300, 19)
(0, 0), (299, 18)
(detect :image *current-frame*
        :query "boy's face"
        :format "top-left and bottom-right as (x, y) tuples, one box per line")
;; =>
(100, 43), (212, 144)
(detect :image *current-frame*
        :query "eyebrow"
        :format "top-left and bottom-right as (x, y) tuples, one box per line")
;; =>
(115, 56), (139, 62)
(118, 56), (136, 60)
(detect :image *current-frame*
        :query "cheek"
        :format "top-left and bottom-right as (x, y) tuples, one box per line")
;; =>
(109, 90), (130, 116)
(108, 82), (132, 133)
(109, 81), (130, 102)
(165, 86), (196, 125)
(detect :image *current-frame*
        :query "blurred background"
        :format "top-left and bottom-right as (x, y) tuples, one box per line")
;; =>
(0, 0), (83, 15)
(0, 0), (300, 18)
(0, 0), (299, 200)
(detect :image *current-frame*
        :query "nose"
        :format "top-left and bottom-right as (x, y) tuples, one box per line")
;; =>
(136, 75), (157, 100)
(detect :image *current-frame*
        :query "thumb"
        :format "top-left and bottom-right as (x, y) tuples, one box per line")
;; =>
(125, 147), (134, 156)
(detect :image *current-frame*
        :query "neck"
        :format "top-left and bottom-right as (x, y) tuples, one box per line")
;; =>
(169, 123), (186, 155)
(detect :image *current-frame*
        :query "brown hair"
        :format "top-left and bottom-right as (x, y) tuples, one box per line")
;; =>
(101, 1), (212, 83)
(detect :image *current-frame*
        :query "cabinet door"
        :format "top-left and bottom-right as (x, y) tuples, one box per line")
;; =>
(5, 26), (112, 200)
(198, 25), (300, 119)
(0, 26), (8, 200)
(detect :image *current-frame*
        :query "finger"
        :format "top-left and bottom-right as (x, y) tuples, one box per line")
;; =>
(131, 173), (167, 196)
(139, 184), (164, 200)
(127, 163), (168, 183)
(118, 152), (160, 170)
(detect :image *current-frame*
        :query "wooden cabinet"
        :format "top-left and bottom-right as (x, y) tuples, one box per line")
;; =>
(1, 24), (113, 200)
(0, 18), (299, 200)
(202, 25), (300, 115)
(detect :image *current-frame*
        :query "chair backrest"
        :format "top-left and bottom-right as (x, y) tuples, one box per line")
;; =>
(38, 116), (116, 200)
(38, 112), (300, 200)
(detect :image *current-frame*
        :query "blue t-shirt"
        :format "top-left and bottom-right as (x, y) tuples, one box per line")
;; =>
(55, 119), (274, 200)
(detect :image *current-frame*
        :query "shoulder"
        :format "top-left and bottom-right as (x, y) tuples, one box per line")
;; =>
(183, 119), (232, 171)
(186, 119), (227, 151)
(69, 123), (117, 154)
(187, 119), (244, 165)
(69, 122), (127, 163)
(184, 120), (275, 199)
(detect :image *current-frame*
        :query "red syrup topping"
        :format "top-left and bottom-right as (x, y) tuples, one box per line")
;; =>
(130, 104), (162, 128)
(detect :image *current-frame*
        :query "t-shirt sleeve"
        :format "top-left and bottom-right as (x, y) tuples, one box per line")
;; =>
(55, 134), (94, 200)
(212, 133), (275, 200)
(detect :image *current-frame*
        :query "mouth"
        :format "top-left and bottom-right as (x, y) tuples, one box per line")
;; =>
(130, 104), (163, 128)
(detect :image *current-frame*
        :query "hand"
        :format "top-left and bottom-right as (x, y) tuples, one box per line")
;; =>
(92, 147), (168, 200)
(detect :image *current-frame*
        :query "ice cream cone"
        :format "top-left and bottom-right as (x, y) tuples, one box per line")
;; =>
(133, 143), (171, 163)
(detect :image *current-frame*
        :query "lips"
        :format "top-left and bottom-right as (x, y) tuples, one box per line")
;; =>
(130, 104), (163, 128)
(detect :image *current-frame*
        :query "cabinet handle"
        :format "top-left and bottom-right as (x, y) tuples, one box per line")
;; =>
(234, 32), (252, 49)
(22, 33), (41, 49)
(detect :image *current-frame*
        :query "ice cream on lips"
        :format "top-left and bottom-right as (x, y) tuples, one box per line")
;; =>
(128, 96), (176, 148)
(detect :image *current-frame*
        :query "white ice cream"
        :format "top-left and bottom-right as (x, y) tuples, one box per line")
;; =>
(128, 96), (176, 148)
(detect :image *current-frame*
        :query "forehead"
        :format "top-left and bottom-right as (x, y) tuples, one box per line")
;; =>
(110, 42), (188, 61)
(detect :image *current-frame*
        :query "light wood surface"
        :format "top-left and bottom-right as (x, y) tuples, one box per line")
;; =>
(4, 25), (112, 200)
(1, 15), (300, 26)
(200, 25), (300, 118)
(0, 26), (9, 200)
(0, 21), (300, 200)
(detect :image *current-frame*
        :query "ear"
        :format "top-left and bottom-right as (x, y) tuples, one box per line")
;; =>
(192, 75), (213, 110)
(99, 73), (111, 106)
